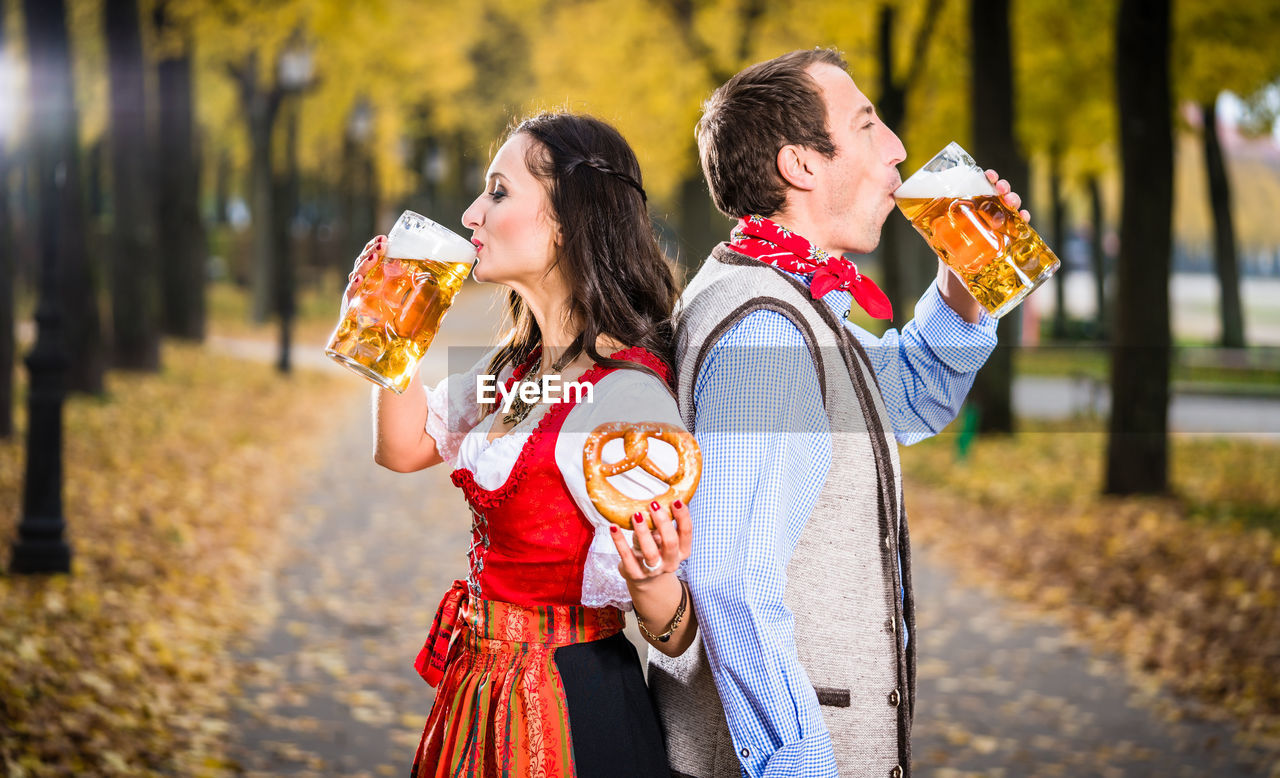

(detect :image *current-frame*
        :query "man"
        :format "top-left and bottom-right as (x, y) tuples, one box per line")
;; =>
(646, 48), (1027, 777)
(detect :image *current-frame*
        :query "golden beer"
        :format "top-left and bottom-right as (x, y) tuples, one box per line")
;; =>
(894, 143), (1059, 318)
(325, 210), (476, 393)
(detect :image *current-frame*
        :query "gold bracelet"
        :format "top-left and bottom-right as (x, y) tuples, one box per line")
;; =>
(636, 579), (688, 643)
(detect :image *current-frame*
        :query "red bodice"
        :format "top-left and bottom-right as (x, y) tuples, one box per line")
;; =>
(449, 347), (671, 607)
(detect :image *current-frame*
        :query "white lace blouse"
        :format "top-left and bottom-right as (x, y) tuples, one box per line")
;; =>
(423, 350), (686, 611)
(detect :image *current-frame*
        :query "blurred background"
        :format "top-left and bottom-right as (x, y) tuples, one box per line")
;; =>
(0, 0), (1278, 776)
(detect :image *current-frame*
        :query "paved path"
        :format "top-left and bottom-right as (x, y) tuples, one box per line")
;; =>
(224, 285), (507, 777)
(225, 401), (468, 777)
(910, 544), (1276, 777)
(1013, 375), (1280, 438)
(222, 287), (1276, 776)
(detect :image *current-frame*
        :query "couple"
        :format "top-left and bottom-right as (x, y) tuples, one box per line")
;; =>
(351, 49), (1018, 778)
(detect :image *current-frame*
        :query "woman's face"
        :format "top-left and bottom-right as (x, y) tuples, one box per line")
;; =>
(461, 133), (560, 288)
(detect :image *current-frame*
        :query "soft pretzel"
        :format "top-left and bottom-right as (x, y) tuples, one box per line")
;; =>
(582, 421), (701, 530)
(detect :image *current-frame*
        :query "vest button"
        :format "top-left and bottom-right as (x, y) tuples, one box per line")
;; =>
(885, 618), (896, 634)
(890, 766), (903, 778)
(883, 534), (892, 551)
(888, 688), (900, 707)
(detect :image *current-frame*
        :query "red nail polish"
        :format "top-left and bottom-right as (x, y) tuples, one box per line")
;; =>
(650, 501), (661, 513)
(610, 525), (618, 535)
(673, 499), (683, 510)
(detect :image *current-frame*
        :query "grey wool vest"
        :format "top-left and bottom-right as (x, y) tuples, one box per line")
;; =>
(648, 245), (917, 778)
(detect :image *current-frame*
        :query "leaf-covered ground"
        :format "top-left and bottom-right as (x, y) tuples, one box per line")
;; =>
(903, 424), (1280, 762)
(0, 344), (354, 777)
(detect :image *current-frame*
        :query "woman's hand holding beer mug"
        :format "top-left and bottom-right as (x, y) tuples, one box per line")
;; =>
(342, 234), (388, 309)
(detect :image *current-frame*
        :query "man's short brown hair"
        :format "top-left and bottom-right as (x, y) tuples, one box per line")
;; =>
(696, 48), (848, 219)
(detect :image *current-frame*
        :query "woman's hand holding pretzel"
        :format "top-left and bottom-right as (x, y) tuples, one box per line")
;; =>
(608, 499), (693, 587)
(584, 419), (700, 654)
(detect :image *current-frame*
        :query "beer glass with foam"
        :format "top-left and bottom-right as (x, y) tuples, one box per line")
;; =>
(325, 210), (476, 393)
(894, 142), (1059, 318)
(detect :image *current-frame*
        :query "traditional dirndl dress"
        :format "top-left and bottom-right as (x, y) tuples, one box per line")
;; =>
(410, 347), (675, 778)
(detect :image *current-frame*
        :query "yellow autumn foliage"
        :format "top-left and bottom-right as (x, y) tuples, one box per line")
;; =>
(0, 345), (354, 776)
(904, 424), (1280, 748)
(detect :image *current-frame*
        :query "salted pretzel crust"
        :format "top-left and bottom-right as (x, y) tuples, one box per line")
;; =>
(582, 421), (701, 529)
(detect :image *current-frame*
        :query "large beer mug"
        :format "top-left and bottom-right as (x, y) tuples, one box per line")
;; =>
(894, 142), (1060, 318)
(325, 210), (476, 393)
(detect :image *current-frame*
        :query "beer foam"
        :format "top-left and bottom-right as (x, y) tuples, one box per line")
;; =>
(894, 165), (995, 200)
(387, 216), (477, 265)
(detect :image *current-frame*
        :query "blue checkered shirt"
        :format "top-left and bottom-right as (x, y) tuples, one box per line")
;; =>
(685, 273), (998, 777)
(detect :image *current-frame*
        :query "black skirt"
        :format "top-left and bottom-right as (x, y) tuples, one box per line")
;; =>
(556, 631), (672, 777)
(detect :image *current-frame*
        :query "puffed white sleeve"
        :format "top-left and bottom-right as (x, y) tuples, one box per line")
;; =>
(554, 369), (688, 611)
(424, 347), (506, 467)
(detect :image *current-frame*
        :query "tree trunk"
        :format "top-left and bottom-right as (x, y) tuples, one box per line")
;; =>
(876, 0), (946, 323)
(85, 139), (106, 222)
(155, 1), (206, 341)
(24, 0), (104, 395)
(214, 149), (230, 226)
(1086, 175), (1107, 338)
(1050, 148), (1068, 339)
(877, 5), (913, 319)
(1105, 0), (1173, 496)
(0, 149), (11, 439)
(1201, 100), (1245, 348)
(0, 11), (13, 439)
(249, 101), (276, 323)
(674, 172), (724, 275)
(105, 0), (159, 370)
(968, 0), (1028, 435)
(275, 101), (300, 374)
(231, 52), (282, 323)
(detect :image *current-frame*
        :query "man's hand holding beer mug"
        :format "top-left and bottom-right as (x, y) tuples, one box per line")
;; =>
(895, 142), (1058, 320)
(327, 210), (477, 393)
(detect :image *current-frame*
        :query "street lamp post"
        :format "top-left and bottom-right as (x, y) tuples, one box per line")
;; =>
(346, 99), (374, 255)
(11, 0), (74, 574)
(274, 41), (313, 375)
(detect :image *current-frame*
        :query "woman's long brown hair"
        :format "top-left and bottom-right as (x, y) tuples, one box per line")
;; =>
(483, 113), (679, 404)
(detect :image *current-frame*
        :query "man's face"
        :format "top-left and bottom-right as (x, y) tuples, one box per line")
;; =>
(807, 63), (907, 255)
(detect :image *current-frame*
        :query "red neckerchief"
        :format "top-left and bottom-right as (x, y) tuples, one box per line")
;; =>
(728, 215), (893, 320)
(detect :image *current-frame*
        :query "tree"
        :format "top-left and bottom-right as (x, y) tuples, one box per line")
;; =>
(876, 0), (946, 320)
(1199, 99), (1244, 347)
(1017, 0), (1117, 338)
(227, 49), (287, 323)
(105, 0), (160, 370)
(27, 0), (105, 395)
(1105, 0), (1173, 495)
(1085, 175), (1108, 337)
(1047, 144), (1067, 338)
(1175, 1), (1280, 349)
(967, 0), (1028, 435)
(0, 7), (15, 438)
(154, 0), (206, 341)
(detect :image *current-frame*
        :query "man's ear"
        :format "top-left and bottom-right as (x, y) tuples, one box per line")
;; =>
(777, 144), (819, 191)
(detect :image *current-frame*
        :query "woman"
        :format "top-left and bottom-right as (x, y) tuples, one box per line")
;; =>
(343, 113), (696, 777)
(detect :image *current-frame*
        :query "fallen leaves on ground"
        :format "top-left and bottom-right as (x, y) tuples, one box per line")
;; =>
(904, 424), (1280, 759)
(0, 343), (355, 777)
